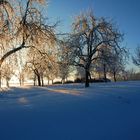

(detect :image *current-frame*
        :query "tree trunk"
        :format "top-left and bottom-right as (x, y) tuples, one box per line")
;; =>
(85, 69), (89, 88)
(6, 79), (9, 88)
(103, 64), (107, 82)
(34, 74), (36, 86)
(41, 76), (44, 87)
(113, 72), (117, 82)
(37, 74), (41, 86)
(20, 75), (24, 86)
(19, 76), (22, 86)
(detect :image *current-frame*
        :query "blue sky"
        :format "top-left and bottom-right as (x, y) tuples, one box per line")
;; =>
(47, 0), (140, 70)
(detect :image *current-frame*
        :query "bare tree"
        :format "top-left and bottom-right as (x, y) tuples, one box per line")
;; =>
(0, 53), (17, 87)
(26, 43), (58, 86)
(57, 39), (73, 83)
(1, 63), (14, 87)
(132, 45), (140, 67)
(96, 45), (127, 82)
(108, 49), (127, 82)
(95, 45), (112, 82)
(69, 11), (123, 87)
(26, 48), (45, 86)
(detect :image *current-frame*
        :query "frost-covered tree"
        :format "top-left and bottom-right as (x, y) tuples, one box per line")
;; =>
(1, 63), (13, 87)
(26, 43), (57, 86)
(108, 50), (127, 82)
(95, 45), (127, 82)
(95, 45), (112, 82)
(0, 0), (56, 87)
(26, 48), (46, 86)
(57, 40), (73, 83)
(69, 11), (123, 87)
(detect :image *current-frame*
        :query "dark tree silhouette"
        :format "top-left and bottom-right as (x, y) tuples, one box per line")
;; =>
(132, 45), (140, 67)
(69, 11), (123, 87)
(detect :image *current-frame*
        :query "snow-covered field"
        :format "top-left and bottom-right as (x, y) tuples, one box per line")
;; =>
(0, 81), (140, 140)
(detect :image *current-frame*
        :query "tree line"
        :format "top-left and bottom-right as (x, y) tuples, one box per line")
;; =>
(0, 0), (139, 88)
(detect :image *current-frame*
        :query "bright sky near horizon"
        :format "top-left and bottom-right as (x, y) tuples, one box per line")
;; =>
(47, 0), (140, 70)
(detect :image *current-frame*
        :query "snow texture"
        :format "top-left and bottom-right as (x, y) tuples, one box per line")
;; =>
(0, 81), (140, 140)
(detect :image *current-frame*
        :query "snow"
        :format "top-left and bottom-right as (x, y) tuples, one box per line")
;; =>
(0, 81), (140, 140)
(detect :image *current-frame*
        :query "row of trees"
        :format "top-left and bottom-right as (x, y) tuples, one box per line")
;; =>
(0, 0), (139, 88)
(0, 0), (56, 87)
(60, 12), (128, 87)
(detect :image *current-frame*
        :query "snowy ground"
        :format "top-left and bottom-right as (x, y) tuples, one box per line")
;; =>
(0, 81), (140, 140)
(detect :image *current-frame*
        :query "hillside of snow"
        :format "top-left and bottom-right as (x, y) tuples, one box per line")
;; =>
(0, 81), (140, 140)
